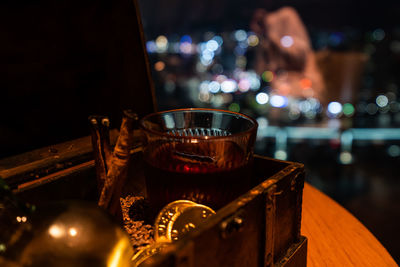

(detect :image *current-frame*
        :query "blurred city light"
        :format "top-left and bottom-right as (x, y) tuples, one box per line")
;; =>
(339, 151), (353, 164)
(155, 35), (168, 53)
(212, 35), (223, 46)
(179, 42), (193, 54)
(228, 103), (240, 112)
(262, 71), (274, 82)
(154, 61), (165, 71)
(234, 30), (247, 42)
(146, 41), (157, 53)
(376, 95), (389, 107)
(274, 150), (288, 160)
(256, 92), (269, 105)
(388, 145), (400, 157)
(327, 102), (343, 115)
(238, 78), (251, 92)
(270, 95), (288, 108)
(180, 35), (192, 44)
(220, 79), (237, 93)
(206, 39), (219, 52)
(247, 34), (259, 46)
(280, 35), (294, 47)
(343, 103), (355, 116)
(300, 78), (312, 89)
(208, 81), (220, 93)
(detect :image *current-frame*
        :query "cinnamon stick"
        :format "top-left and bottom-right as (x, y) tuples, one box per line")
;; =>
(97, 110), (139, 215)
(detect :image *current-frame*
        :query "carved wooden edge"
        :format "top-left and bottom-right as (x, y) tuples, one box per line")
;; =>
(264, 185), (277, 267)
(0, 130), (119, 190)
(276, 236), (307, 267)
(292, 168), (306, 242)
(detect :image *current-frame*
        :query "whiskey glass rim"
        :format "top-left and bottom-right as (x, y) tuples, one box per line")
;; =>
(139, 108), (258, 140)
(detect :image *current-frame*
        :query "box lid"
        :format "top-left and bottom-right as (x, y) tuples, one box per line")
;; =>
(0, 0), (156, 158)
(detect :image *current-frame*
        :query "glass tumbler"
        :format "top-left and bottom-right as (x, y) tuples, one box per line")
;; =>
(139, 108), (258, 214)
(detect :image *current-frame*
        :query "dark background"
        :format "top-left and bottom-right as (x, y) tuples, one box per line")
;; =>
(0, 0), (155, 159)
(138, 0), (400, 37)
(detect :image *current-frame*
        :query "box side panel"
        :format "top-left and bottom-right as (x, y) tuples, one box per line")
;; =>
(14, 162), (98, 206)
(273, 166), (305, 263)
(188, 193), (266, 267)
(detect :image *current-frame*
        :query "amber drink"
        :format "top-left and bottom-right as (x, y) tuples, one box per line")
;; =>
(140, 109), (258, 214)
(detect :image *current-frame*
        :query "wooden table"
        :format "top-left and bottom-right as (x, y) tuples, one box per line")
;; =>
(301, 183), (397, 266)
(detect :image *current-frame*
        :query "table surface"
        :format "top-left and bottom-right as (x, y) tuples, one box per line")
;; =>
(301, 183), (398, 266)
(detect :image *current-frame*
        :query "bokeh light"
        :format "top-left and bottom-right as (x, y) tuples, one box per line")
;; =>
(16, 216), (27, 223)
(256, 92), (269, 105)
(206, 40), (219, 52)
(69, 228), (78, 237)
(154, 61), (165, 71)
(275, 150), (288, 160)
(155, 35), (168, 53)
(289, 109), (301, 120)
(220, 79), (237, 93)
(199, 81), (210, 91)
(179, 42), (193, 54)
(247, 34), (259, 47)
(234, 30), (247, 42)
(256, 117), (268, 129)
(208, 81), (220, 93)
(388, 145), (400, 157)
(327, 102), (343, 115)
(212, 35), (223, 46)
(180, 35), (192, 44)
(343, 103), (355, 116)
(270, 95), (288, 108)
(201, 49), (214, 61)
(339, 151), (353, 164)
(228, 103), (240, 112)
(49, 224), (64, 238)
(238, 78), (251, 92)
(280, 35), (294, 47)
(200, 56), (213, 66)
(299, 100), (311, 113)
(146, 41), (157, 53)
(216, 75), (227, 83)
(262, 71), (274, 82)
(300, 78), (312, 89)
(376, 95), (389, 107)
(236, 56), (247, 68)
(198, 87), (211, 102)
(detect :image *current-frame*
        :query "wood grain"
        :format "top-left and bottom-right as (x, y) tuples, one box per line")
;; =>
(302, 183), (398, 266)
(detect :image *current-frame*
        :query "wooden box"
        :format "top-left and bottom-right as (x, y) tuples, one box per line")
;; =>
(2, 136), (307, 267)
(138, 154), (307, 267)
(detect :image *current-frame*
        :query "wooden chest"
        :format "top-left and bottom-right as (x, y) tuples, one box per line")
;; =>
(2, 136), (306, 267)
